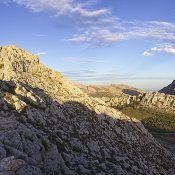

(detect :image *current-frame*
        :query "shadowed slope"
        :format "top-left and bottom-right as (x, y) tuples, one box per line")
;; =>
(159, 80), (175, 95)
(0, 46), (174, 174)
(0, 80), (175, 175)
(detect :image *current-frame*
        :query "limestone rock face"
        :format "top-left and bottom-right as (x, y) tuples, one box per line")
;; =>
(159, 80), (175, 95)
(0, 45), (175, 175)
(0, 45), (39, 80)
(104, 92), (175, 113)
(140, 92), (175, 112)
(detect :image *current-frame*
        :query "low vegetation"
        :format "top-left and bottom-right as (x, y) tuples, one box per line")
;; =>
(0, 64), (4, 69)
(120, 107), (175, 152)
(120, 107), (175, 131)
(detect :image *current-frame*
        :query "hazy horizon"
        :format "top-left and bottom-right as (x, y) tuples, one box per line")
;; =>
(1, 0), (175, 89)
(69, 80), (170, 92)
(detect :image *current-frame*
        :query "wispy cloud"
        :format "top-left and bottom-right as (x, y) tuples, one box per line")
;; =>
(61, 69), (174, 83)
(143, 51), (154, 57)
(69, 29), (127, 47)
(10, 0), (110, 18)
(36, 52), (47, 56)
(61, 70), (98, 79)
(143, 44), (175, 56)
(69, 21), (175, 47)
(61, 57), (106, 64)
(34, 34), (48, 37)
(5, 1), (175, 47)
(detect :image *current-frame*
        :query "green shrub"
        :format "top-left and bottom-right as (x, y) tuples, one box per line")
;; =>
(0, 64), (4, 69)
(42, 140), (49, 151)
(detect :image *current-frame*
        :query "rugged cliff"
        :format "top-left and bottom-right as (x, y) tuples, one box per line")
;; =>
(159, 80), (175, 95)
(0, 45), (175, 175)
(103, 92), (175, 113)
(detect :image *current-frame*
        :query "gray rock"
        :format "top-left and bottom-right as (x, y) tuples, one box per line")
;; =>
(0, 156), (25, 172)
(0, 45), (174, 175)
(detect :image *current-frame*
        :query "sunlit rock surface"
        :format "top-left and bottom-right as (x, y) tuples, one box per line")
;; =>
(0, 45), (174, 175)
(103, 92), (175, 113)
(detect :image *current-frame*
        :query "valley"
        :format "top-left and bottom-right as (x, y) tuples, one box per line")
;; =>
(120, 107), (175, 153)
(80, 83), (175, 153)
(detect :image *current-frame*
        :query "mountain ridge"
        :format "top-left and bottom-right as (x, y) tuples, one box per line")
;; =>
(159, 80), (175, 95)
(76, 83), (142, 98)
(0, 45), (175, 175)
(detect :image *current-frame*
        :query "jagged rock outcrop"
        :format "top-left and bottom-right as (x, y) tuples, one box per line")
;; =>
(159, 80), (175, 95)
(102, 94), (142, 109)
(0, 45), (39, 80)
(104, 92), (175, 113)
(140, 92), (175, 112)
(0, 45), (175, 175)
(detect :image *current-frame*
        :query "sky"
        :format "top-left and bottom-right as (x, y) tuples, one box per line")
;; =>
(0, 0), (175, 91)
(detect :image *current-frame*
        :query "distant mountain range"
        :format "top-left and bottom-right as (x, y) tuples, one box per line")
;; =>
(76, 83), (143, 98)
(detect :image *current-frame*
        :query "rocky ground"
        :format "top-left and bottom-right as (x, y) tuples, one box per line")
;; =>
(102, 92), (175, 114)
(84, 81), (175, 156)
(0, 45), (175, 175)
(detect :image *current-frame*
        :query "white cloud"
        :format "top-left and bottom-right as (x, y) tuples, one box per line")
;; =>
(61, 69), (174, 83)
(143, 44), (175, 56)
(34, 34), (47, 37)
(11, 0), (109, 17)
(69, 21), (175, 47)
(61, 70), (131, 81)
(62, 57), (106, 64)
(143, 51), (153, 57)
(36, 52), (47, 56)
(4, 1), (175, 47)
(69, 29), (128, 47)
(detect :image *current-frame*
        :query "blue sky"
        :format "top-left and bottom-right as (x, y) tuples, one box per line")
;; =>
(1, 0), (175, 90)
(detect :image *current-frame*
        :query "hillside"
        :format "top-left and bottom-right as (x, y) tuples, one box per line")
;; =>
(0, 45), (175, 175)
(97, 91), (175, 153)
(103, 92), (175, 113)
(159, 80), (175, 95)
(77, 83), (142, 98)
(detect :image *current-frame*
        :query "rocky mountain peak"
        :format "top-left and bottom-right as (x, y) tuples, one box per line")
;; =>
(0, 45), (39, 80)
(159, 80), (175, 95)
(0, 45), (39, 63)
(172, 80), (175, 85)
